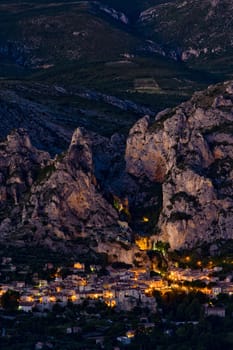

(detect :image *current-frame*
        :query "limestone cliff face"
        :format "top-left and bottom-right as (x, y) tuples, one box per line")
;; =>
(0, 128), (133, 259)
(0, 81), (232, 255)
(125, 81), (233, 249)
(26, 128), (123, 245)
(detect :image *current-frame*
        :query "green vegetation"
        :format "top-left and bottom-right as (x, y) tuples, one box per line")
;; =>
(2, 291), (233, 350)
(0, 243), (107, 283)
(36, 164), (56, 183)
(153, 241), (170, 256)
(137, 0), (233, 80)
(0, 0), (217, 140)
(1, 290), (19, 311)
(168, 240), (233, 271)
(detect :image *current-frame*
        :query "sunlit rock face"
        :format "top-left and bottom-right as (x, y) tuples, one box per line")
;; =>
(125, 81), (233, 249)
(27, 128), (123, 243)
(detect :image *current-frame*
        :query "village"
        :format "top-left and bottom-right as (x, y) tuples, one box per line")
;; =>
(0, 255), (232, 318)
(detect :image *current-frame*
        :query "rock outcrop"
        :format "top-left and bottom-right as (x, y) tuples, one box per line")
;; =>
(0, 129), (50, 210)
(126, 81), (233, 249)
(0, 127), (134, 261)
(0, 81), (232, 255)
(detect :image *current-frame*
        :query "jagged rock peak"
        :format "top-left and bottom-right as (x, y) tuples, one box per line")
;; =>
(0, 127), (137, 262)
(2, 128), (50, 164)
(67, 127), (93, 174)
(6, 128), (32, 150)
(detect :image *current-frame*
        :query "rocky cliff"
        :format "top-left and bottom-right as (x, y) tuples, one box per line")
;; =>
(0, 81), (232, 257)
(126, 81), (233, 249)
(0, 127), (140, 262)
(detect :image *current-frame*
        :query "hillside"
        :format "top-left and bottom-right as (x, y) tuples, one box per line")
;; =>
(0, 0), (217, 120)
(138, 0), (233, 76)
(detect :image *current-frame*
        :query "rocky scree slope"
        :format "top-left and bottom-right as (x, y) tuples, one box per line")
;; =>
(126, 81), (233, 249)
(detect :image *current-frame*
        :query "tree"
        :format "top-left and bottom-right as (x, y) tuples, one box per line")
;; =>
(154, 241), (170, 256)
(1, 290), (19, 311)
